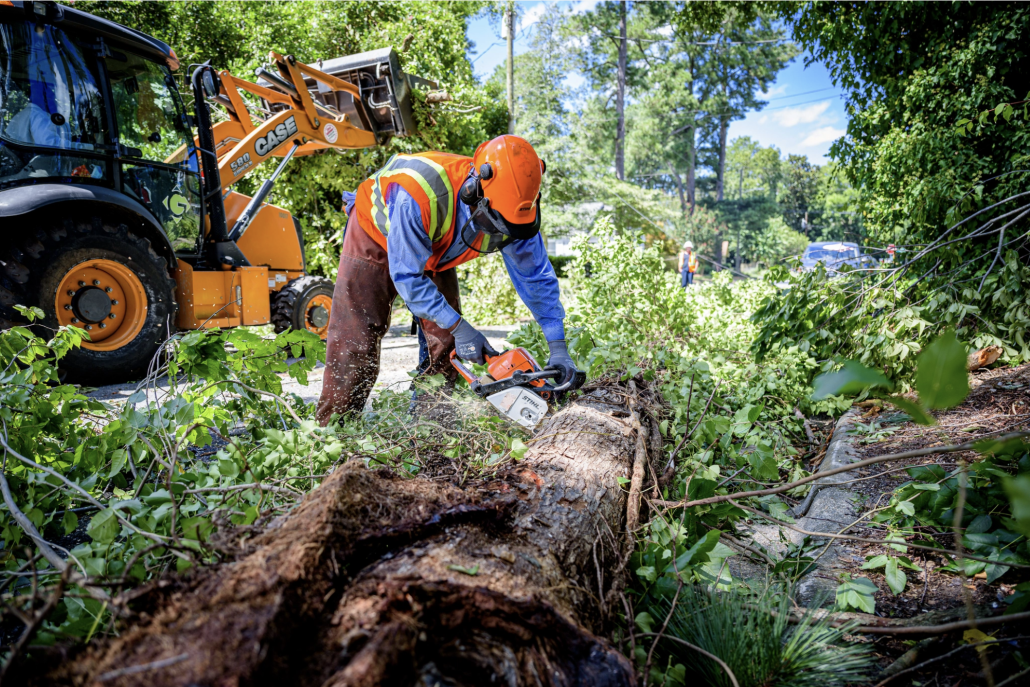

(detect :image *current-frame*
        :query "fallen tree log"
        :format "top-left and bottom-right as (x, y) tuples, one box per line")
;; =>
(25, 383), (657, 687)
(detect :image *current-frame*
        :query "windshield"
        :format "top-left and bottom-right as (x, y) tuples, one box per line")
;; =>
(106, 49), (188, 163)
(0, 20), (106, 150)
(805, 246), (859, 261)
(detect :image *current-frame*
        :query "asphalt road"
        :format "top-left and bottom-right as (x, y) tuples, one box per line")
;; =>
(86, 323), (520, 410)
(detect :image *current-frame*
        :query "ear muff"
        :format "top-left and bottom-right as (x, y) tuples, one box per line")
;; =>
(479, 163), (493, 180)
(459, 175), (481, 206)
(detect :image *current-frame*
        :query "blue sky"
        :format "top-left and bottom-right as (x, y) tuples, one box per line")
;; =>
(466, 1), (847, 165)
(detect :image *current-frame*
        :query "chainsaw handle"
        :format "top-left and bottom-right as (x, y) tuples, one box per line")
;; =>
(548, 367), (587, 393)
(449, 349), (498, 386)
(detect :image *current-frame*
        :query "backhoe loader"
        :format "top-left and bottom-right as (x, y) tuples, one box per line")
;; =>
(0, 1), (430, 383)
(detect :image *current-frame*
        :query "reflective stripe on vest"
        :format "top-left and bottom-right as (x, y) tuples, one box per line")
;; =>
(367, 154), (455, 241)
(687, 251), (698, 272)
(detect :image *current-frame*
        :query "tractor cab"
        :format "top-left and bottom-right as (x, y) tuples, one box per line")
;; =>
(0, 1), (203, 253)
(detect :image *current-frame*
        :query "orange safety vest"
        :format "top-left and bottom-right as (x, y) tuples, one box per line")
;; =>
(687, 250), (698, 273)
(354, 151), (491, 271)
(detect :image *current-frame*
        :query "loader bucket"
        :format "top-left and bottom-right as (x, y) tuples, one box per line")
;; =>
(302, 48), (435, 141)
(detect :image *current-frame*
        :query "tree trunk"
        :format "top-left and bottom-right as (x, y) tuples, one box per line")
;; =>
(29, 386), (659, 687)
(615, 0), (627, 181)
(506, 2), (515, 135)
(685, 125), (696, 213)
(716, 114), (728, 202)
(669, 162), (688, 220)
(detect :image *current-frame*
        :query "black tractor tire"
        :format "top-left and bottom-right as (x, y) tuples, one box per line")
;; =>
(1, 217), (176, 385)
(271, 275), (334, 338)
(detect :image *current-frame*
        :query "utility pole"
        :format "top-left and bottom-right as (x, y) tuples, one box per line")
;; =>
(505, 2), (515, 134)
(615, 0), (627, 181)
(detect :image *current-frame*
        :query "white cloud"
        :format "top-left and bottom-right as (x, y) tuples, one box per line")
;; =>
(801, 126), (846, 147)
(772, 101), (831, 127)
(518, 3), (547, 30)
(759, 115), (768, 124)
(569, 0), (601, 14)
(759, 84), (788, 99)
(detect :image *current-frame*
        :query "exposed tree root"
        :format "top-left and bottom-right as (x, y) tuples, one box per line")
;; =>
(22, 382), (659, 687)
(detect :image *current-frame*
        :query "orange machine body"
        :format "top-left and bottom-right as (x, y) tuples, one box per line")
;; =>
(451, 347), (547, 390)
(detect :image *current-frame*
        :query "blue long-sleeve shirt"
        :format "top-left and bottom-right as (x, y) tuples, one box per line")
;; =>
(342, 187), (565, 342)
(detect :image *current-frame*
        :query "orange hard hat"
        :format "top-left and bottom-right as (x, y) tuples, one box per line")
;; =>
(472, 135), (544, 225)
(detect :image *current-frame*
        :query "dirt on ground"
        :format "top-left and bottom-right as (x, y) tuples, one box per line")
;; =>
(826, 362), (1030, 685)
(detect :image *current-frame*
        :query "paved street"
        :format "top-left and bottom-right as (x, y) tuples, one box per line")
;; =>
(86, 323), (521, 410)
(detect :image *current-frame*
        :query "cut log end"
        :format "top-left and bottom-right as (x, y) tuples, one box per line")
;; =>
(967, 345), (1003, 371)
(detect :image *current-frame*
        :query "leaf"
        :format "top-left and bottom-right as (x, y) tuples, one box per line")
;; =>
(886, 395), (936, 425)
(967, 514), (993, 534)
(62, 510), (78, 535)
(1003, 474), (1030, 536)
(915, 329), (969, 409)
(861, 554), (889, 570)
(447, 564), (479, 576)
(659, 420), (669, 437)
(674, 529), (721, 571)
(811, 361), (891, 400)
(896, 500), (916, 516)
(635, 611), (655, 634)
(509, 438), (528, 461)
(885, 557), (907, 595)
(975, 436), (1030, 458)
(87, 508), (119, 545)
(108, 450), (127, 478)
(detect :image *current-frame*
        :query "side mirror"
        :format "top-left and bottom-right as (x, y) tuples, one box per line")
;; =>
(201, 69), (219, 99)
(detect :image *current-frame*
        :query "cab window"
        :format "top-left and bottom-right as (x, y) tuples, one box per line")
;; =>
(106, 50), (188, 163)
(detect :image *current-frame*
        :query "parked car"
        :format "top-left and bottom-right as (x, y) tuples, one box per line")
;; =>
(799, 242), (876, 274)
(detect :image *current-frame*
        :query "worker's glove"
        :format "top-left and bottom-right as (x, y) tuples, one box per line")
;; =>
(451, 319), (498, 365)
(546, 339), (582, 389)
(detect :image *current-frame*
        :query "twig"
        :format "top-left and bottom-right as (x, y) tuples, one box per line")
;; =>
(96, 653), (190, 682)
(0, 566), (70, 682)
(624, 380), (648, 551)
(874, 636), (1030, 686)
(1, 435), (168, 545)
(997, 665), (1030, 687)
(726, 499), (1030, 568)
(643, 506), (691, 686)
(656, 432), (1029, 510)
(794, 408), (815, 444)
(0, 468), (69, 574)
(855, 610), (1030, 635)
(668, 379), (721, 465)
(636, 632), (740, 687)
(953, 459), (995, 686)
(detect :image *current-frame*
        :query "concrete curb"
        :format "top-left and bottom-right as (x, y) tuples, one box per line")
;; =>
(794, 406), (864, 605)
(729, 406), (865, 605)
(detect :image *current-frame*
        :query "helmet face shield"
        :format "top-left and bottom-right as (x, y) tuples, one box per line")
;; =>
(460, 197), (541, 254)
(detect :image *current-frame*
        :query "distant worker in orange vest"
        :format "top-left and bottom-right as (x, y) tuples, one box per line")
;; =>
(678, 240), (698, 287)
(317, 135), (580, 424)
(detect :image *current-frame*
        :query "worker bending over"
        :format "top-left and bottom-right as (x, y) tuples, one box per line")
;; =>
(317, 135), (578, 424)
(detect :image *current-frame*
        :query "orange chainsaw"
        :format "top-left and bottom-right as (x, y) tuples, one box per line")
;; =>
(449, 348), (584, 428)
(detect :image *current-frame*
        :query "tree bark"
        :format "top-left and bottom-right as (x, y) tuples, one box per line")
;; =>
(28, 385), (658, 687)
(685, 125), (696, 213)
(669, 162), (688, 220)
(615, 0), (627, 181)
(716, 113), (728, 202)
(506, 2), (515, 134)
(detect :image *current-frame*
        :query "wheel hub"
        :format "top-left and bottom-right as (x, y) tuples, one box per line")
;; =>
(308, 304), (329, 328)
(72, 287), (112, 323)
(305, 294), (333, 337)
(55, 260), (148, 351)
